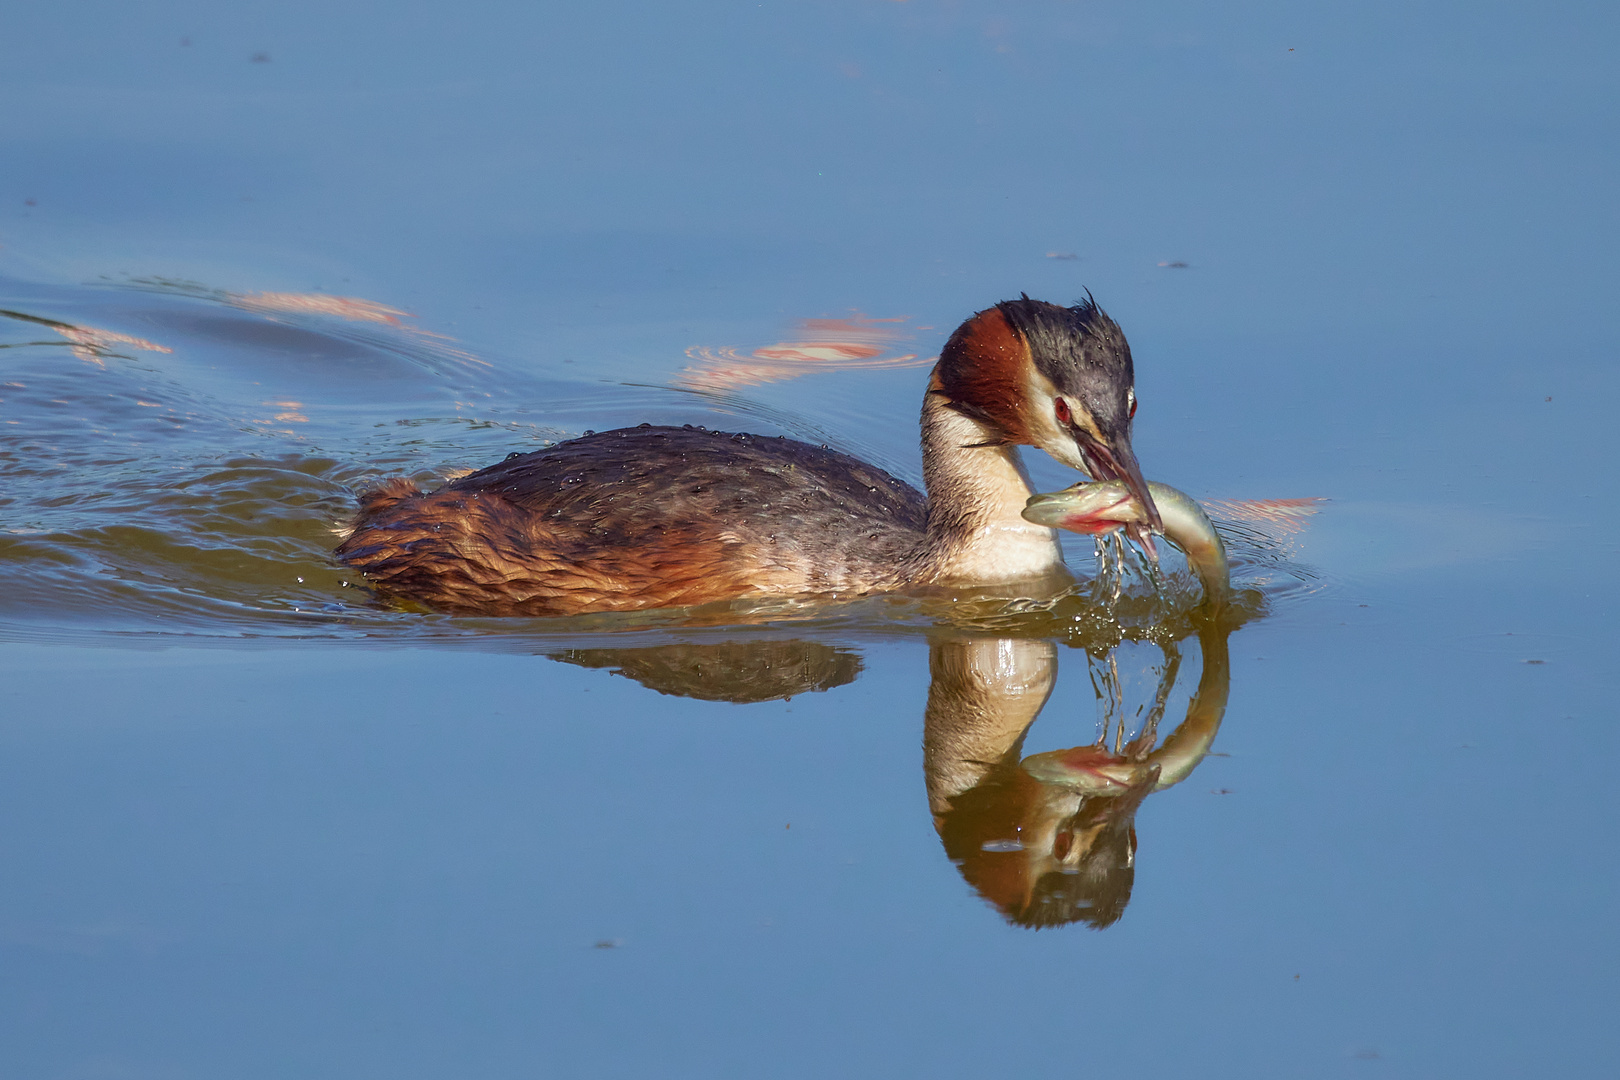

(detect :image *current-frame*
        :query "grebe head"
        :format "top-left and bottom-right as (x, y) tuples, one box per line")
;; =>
(936, 294), (1162, 533)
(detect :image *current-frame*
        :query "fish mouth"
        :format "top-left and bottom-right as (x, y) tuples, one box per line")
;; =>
(1068, 429), (1163, 562)
(1071, 433), (1162, 532)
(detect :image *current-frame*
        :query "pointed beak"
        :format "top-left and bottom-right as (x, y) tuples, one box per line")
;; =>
(1071, 428), (1164, 535)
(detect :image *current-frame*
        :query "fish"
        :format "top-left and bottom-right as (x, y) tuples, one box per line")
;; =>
(1022, 479), (1229, 609)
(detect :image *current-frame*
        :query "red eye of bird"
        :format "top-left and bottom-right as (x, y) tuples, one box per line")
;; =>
(1054, 397), (1071, 424)
(1128, 390), (1138, 419)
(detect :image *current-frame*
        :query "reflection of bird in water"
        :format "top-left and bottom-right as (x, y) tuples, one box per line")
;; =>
(519, 483), (1236, 929)
(335, 296), (1160, 616)
(927, 626), (1230, 929)
(930, 478), (1235, 928)
(548, 640), (861, 703)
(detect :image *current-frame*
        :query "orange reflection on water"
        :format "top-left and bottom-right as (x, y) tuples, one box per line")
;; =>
(680, 312), (933, 391)
(1202, 496), (1326, 532)
(230, 292), (410, 325)
(224, 290), (491, 370)
(1202, 496), (1326, 561)
(55, 325), (173, 367)
(264, 400), (308, 424)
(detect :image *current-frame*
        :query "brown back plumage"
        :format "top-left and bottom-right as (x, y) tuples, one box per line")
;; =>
(335, 425), (928, 616)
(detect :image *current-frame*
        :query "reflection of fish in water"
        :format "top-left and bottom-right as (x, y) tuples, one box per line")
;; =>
(930, 479), (1237, 929)
(337, 296), (1164, 617)
(928, 625), (1231, 930)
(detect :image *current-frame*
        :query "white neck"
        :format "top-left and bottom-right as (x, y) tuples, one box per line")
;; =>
(918, 384), (1065, 584)
(924, 637), (1058, 817)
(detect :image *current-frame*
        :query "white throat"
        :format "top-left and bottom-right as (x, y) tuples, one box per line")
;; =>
(919, 390), (1065, 584)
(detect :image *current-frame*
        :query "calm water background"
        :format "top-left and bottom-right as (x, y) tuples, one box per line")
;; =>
(3, 1), (1618, 1076)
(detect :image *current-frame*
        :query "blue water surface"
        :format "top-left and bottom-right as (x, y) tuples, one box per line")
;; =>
(2, 1), (1617, 1077)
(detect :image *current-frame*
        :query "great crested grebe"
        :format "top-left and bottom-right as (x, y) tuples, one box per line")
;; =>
(334, 295), (1161, 616)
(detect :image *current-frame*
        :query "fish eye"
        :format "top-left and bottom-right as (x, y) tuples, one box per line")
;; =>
(1054, 397), (1071, 424)
(1127, 388), (1137, 419)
